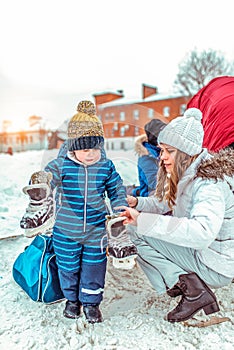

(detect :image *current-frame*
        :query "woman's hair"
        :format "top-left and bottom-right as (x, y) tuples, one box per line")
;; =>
(155, 149), (196, 209)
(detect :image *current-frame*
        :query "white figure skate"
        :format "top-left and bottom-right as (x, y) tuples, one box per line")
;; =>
(106, 214), (138, 270)
(20, 171), (55, 238)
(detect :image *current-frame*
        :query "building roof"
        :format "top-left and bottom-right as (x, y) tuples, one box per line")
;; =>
(98, 92), (185, 108)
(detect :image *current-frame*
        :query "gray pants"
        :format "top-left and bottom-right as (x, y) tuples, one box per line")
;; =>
(129, 227), (232, 295)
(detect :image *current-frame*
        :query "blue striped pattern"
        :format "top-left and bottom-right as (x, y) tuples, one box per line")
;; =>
(45, 154), (127, 271)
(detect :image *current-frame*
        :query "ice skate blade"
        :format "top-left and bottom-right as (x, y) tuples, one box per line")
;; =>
(24, 217), (55, 238)
(111, 255), (137, 270)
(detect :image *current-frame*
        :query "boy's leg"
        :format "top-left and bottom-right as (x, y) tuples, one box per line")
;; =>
(55, 239), (83, 319)
(79, 246), (107, 323)
(58, 269), (82, 319)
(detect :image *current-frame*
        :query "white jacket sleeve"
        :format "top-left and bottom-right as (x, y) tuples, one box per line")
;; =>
(137, 181), (226, 249)
(136, 195), (170, 214)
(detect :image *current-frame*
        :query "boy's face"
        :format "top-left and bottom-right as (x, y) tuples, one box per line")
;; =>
(74, 148), (101, 165)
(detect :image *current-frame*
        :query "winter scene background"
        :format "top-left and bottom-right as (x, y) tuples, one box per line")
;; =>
(0, 148), (233, 350)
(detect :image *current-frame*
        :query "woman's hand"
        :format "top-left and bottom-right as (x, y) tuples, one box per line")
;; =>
(126, 195), (138, 208)
(114, 206), (140, 226)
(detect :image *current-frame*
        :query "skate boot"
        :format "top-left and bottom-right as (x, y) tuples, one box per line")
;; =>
(20, 171), (55, 238)
(106, 214), (138, 270)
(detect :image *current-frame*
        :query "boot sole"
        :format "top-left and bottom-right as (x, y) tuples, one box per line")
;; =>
(110, 254), (137, 270)
(167, 300), (220, 323)
(63, 311), (81, 319)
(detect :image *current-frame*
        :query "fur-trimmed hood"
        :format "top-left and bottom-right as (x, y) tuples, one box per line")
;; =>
(196, 148), (234, 188)
(134, 134), (161, 160)
(134, 134), (149, 156)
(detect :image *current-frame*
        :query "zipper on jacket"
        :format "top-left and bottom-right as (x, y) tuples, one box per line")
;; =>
(83, 166), (88, 232)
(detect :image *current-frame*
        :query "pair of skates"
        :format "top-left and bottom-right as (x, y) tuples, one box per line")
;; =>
(20, 171), (137, 270)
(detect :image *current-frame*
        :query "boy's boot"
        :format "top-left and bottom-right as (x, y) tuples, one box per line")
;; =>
(167, 272), (220, 322)
(83, 304), (103, 323)
(106, 214), (138, 270)
(63, 300), (82, 319)
(20, 171), (55, 237)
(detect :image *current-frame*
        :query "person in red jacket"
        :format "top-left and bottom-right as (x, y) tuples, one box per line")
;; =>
(187, 76), (234, 152)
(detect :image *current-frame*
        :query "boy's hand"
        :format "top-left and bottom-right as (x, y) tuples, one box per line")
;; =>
(126, 195), (138, 208)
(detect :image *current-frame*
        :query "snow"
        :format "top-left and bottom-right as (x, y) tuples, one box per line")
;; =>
(0, 149), (234, 350)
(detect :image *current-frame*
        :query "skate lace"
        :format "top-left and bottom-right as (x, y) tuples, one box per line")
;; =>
(25, 199), (50, 216)
(100, 215), (135, 254)
(100, 226), (133, 251)
(100, 234), (108, 254)
(109, 226), (133, 249)
(173, 282), (187, 311)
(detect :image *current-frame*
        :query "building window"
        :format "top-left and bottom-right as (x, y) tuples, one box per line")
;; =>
(148, 108), (154, 118)
(180, 104), (186, 115)
(133, 110), (139, 120)
(113, 122), (118, 131)
(134, 126), (139, 136)
(105, 113), (109, 121)
(163, 106), (170, 117)
(120, 111), (125, 121)
(120, 126), (125, 136)
(111, 113), (115, 120)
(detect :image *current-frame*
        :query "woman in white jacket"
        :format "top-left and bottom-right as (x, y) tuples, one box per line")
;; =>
(118, 108), (234, 323)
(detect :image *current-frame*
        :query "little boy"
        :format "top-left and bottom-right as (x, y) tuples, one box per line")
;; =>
(21, 101), (132, 323)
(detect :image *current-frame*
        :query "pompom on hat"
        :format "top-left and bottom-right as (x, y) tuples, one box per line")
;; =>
(67, 100), (104, 151)
(157, 108), (204, 156)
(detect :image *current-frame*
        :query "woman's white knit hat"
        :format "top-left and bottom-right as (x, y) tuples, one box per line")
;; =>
(157, 108), (204, 156)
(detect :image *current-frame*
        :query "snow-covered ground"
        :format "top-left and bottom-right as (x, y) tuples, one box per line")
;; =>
(0, 149), (233, 350)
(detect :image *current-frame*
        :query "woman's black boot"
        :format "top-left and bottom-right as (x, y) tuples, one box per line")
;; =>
(167, 284), (182, 297)
(167, 272), (219, 322)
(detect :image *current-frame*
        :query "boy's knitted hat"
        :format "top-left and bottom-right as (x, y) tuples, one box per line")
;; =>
(67, 100), (104, 151)
(144, 119), (166, 147)
(157, 108), (204, 156)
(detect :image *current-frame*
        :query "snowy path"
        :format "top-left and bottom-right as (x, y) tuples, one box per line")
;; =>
(0, 150), (234, 349)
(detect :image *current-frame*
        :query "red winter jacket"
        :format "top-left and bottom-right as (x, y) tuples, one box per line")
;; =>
(187, 76), (234, 152)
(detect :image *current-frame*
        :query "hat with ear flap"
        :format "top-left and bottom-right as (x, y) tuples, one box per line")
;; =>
(144, 119), (166, 146)
(157, 108), (204, 156)
(67, 100), (104, 151)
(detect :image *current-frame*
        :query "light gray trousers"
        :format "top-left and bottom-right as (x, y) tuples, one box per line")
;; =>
(129, 227), (232, 295)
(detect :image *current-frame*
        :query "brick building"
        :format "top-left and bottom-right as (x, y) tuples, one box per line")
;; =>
(93, 84), (189, 150)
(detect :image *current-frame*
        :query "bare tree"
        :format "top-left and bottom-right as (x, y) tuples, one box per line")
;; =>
(174, 49), (234, 96)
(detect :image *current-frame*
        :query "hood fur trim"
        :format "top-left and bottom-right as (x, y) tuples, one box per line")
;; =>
(134, 134), (149, 156)
(196, 148), (234, 181)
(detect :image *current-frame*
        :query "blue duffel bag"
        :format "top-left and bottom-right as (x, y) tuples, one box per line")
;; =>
(12, 234), (64, 304)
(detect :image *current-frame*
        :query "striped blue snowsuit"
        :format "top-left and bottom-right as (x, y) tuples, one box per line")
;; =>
(45, 151), (127, 304)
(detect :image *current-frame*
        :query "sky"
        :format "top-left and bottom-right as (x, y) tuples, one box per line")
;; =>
(0, 0), (234, 131)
